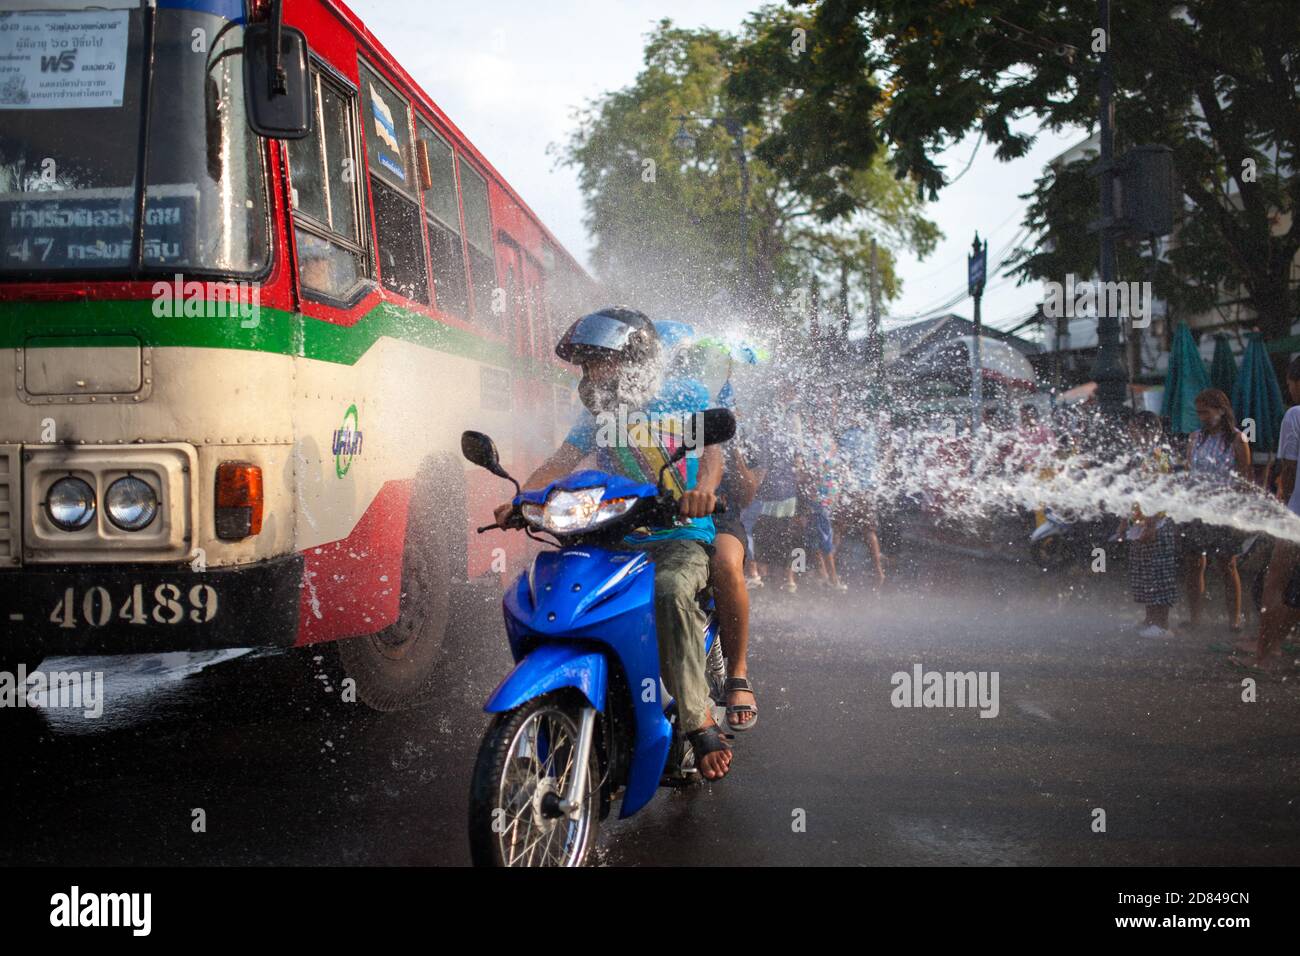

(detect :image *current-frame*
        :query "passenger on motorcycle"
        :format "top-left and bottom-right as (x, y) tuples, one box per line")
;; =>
(492, 307), (733, 780)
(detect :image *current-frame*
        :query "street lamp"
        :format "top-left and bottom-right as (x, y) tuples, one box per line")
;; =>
(672, 113), (754, 312)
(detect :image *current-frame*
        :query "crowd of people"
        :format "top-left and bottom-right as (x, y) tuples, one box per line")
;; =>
(1096, 370), (1300, 674)
(729, 382), (891, 597)
(726, 359), (1300, 677)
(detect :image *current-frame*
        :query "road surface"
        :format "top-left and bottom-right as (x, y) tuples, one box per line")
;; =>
(3, 546), (1298, 866)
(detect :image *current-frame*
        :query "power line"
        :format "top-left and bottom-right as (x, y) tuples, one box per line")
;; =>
(944, 130), (985, 186)
(906, 206), (1025, 284)
(886, 224), (1032, 325)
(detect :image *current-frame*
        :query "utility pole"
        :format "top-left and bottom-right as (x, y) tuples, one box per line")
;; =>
(1055, 309), (1067, 394)
(968, 231), (988, 433)
(1091, 0), (1128, 410)
(869, 238), (882, 383)
(810, 281), (821, 341)
(838, 259), (851, 340)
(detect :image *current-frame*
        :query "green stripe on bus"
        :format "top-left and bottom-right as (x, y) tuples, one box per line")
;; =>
(1, 299), (573, 384)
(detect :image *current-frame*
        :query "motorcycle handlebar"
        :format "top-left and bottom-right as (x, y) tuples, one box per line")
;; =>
(478, 507), (526, 533)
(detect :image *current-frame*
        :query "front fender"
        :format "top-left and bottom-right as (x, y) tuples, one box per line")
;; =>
(484, 644), (608, 714)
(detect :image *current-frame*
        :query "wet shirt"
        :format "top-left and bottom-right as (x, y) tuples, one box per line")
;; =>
(837, 423), (881, 495)
(1189, 429), (1239, 483)
(753, 410), (800, 503)
(563, 377), (715, 545)
(720, 417), (767, 510)
(1132, 445), (1172, 522)
(1278, 407), (1300, 516)
(799, 429), (838, 509)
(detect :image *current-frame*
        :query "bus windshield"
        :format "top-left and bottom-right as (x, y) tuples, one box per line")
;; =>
(0, 1), (268, 279)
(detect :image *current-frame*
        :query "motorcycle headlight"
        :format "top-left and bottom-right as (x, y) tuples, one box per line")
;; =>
(105, 475), (159, 531)
(526, 487), (638, 534)
(46, 476), (96, 531)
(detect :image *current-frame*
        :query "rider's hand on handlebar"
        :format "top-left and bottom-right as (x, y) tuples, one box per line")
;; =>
(678, 489), (716, 519)
(493, 501), (518, 528)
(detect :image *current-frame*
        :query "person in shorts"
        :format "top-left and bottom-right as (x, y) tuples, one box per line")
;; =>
(1122, 412), (1177, 638)
(835, 404), (889, 591)
(1249, 358), (1300, 667)
(1182, 388), (1251, 633)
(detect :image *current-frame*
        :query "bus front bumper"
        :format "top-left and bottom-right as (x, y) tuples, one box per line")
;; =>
(0, 555), (303, 656)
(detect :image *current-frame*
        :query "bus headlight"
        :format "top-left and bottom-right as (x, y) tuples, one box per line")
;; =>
(105, 475), (159, 531)
(46, 477), (96, 531)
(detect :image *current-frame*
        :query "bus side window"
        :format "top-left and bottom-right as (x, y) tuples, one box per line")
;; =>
(286, 69), (369, 301)
(359, 64), (430, 305)
(417, 123), (468, 318)
(458, 159), (499, 334)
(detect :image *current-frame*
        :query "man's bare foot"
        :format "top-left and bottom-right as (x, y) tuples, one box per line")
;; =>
(691, 717), (732, 780)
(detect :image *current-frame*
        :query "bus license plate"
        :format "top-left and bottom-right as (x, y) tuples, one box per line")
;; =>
(47, 584), (220, 629)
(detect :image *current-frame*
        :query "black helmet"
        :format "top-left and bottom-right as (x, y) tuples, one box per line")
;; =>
(556, 306), (660, 367)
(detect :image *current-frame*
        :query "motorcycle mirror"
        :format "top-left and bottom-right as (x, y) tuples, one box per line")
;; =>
(656, 408), (737, 490)
(698, 408), (736, 447)
(461, 431), (506, 477)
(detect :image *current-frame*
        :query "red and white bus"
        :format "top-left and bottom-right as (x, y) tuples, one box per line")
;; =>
(0, 0), (598, 708)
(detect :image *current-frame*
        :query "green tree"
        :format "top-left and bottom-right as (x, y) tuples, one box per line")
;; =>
(557, 10), (937, 336)
(728, 0), (1300, 341)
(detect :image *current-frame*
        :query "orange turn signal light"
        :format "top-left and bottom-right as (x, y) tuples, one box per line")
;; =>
(215, 462), (263, 539)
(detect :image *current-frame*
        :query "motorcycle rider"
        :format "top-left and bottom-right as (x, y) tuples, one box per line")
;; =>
(492, 307), (733, 780)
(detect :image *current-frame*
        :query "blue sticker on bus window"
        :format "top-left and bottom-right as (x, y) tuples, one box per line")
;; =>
(368, 88), (398, 137)
(377, 153), (406, 182)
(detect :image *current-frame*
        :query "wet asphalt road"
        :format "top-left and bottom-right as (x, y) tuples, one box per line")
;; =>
(3, 545), (1300, 867)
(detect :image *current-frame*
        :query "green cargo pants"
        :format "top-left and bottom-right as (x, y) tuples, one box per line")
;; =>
(622, 538), (713, 733)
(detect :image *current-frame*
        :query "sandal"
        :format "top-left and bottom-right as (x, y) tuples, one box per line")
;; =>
(724, 676), (758, 732)
(686, 723), (733, 780)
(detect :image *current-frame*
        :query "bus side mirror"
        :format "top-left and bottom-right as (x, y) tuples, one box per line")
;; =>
(243, 23), (312, 140)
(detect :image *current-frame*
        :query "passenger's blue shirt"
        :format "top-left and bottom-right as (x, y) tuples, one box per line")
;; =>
(563, 377), (715, 545)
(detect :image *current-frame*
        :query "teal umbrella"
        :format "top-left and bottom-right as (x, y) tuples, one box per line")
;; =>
(1162, 322), (1212, 433)
(1209, 333), (1238, 396)
(1231, 333), (1286, 454)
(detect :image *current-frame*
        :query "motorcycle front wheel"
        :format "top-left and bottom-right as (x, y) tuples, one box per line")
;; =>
(468, 692), (600, 867)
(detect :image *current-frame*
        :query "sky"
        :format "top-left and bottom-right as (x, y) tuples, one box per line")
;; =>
(348, 0), (1086, 341)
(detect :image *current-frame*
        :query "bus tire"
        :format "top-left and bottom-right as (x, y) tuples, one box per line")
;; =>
(336, 498), (451, 712)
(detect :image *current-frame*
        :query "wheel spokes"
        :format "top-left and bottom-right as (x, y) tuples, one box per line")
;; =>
(495, 706), (591, 866)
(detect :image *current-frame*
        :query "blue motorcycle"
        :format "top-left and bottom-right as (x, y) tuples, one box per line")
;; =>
(460, 408), (735, 867)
